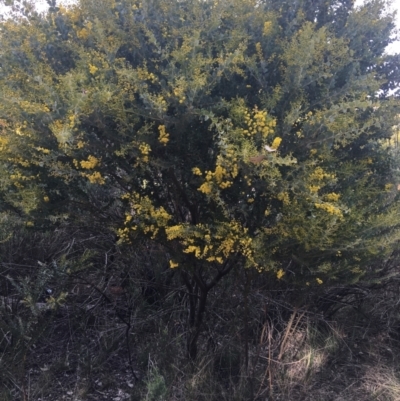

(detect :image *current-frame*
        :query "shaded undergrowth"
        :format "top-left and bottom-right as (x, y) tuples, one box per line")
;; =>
(1, 224), (400, 401)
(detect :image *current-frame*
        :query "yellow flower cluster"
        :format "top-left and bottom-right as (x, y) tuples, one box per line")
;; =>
(89, 64), (98, 75)
(277, 191), (290, 205)
(158, 125), (169, 145)
(119, 193), (172, 241)
(173, 86), (186, 104)
(136, 67), (157, 83)
(81, 171), (105, 185)
(77, 28), (89, 39)
(192, 167), (202, 176)
(324, 192), (340, 202)
(165, 224), (185, 241)
(197, 147), (239, 194)
(271, 137), (282, 149)
(276, 268), (285, 279)
(68, 114), (76, 128)
(165, 221), (254, 266)
(308, 185), (320, 193)
(198, 182), (213, 194)
(10, 171), (34, 181)
(18, 100), (49, 114)
(36, 147), (50, 154)
(263, 21), (272, 36)
(153, 95), (167, 112)
(198, 162), (235, 194)
(9, 157), (30, 167)
(309, 167), (334, 181)
(242, 107), (276, 138)
(315, 202), (342, 218)
(80, 155), (100, 169)
(139, 143), (151, 163)
(214, 165), (226, 182)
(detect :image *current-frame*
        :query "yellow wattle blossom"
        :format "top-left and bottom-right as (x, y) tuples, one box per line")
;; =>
(68, 114), (76, 128)
(158, 125), (169, 145)
(198, 182), (212, 194)
(276, 268), (285, 280)
(169, 260), (179, 269)
(315, 202), (342, 217)
(308, 185), (320, 193)
(316, 278), (323, 285)
(77, 27), (89, 39)
(192, 167), (202, 176)
(43, 196), (50, 202)
(271, 137), (282, 149)
(310, 167), (334, 181)
(36, 147), (50, 154)
(241, 107), (276, 138)
(277, 192), (290, 205)
(219, 181), (232, 189)
(80, 155), (100, 169)
(89, 64), (98, 75)
(184, 245), (201, 258)
(139, 142), (151, 162)
(136, 66), (157, 83)
(263, 21), (272, 36)
(86, 171), (105, 185)
(165, 224), (185, 241)
(214, 165), (226, 183)
(324, 192), (340, 202)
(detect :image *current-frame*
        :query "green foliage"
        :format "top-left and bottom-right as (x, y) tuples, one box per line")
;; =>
(144, 361), (168, 401)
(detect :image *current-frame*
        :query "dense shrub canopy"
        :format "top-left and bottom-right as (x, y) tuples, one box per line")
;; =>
(0, 0), (399, 288)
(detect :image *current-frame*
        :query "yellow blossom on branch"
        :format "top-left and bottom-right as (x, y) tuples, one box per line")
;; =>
(89, 64), (98, 75)
(324, 192), (340, 202)
(198, 182), (212, 194)
(315, 202), (342, 217)
(263, 21), (272, 36)
(158, 125), (169, 145)
(80, 155), (100, 169)
(271, 137), (282, 149)
(87, 172), (105, 185)
(192, 167), (202, 176)
(276, 269), (285, 279)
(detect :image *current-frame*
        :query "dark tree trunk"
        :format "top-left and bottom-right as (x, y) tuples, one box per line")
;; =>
(181, 259), (237, 360)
